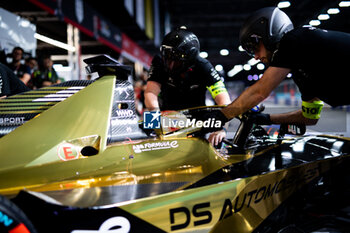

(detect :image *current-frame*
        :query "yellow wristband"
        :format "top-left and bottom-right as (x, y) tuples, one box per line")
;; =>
(302, 100), (324, 119)
(207, 81), (228, 99)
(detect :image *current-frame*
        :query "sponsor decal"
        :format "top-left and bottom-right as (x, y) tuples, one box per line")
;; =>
(71, 216), (130, 233)
(170, 203), (212, 231)
(169, 166), (319, 231)
(0, 117), (25, 126)
(115, 110), (134, 118)
(0, 210), (13, 227)
(0, 211), (30, 233)
(57, 143), (79, 161)
(110, 118), (138, 126)
(117, 87), (130, 98)
(133, 141), (178, 153)
(219, 167), (318, 220)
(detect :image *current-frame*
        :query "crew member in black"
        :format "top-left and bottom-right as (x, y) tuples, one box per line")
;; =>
(7, 47), (31, 86)
(0, 63), (30, 98)
(145, 27), (231, 145)
(205, 7), (350, 128)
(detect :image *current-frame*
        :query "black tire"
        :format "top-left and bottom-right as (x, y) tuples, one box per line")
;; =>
(0, 195), (37, 233)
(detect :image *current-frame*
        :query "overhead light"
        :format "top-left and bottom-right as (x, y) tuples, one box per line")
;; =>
(227, 65), (243, 77)
(199, 51), (208, 58)
(257, 63), (265, 70)
(215, 64), (223, 72)
(248, 58), (259, 66)
(339, 1), (350, 7)
(327, 8), (340, 14)
(247, 74), (260, 81)
(238, 45), (245, 52)
(220, 49), (229, 56)
(318, 14), (330, 20)
(309, 20), (321, 26)
(243, 64), (251, 71)
(277, 1), (291, 8)
(34, 33), (76, 52)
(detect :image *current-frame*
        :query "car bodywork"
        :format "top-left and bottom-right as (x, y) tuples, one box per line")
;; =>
(0, 55), (349, 233)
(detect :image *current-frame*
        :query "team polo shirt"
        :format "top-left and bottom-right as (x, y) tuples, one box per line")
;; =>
(148, 54), (226, 110)
(270, 26), (350, 107)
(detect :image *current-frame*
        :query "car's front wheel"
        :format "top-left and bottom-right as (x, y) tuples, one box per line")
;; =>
(0, 194), (38, 233)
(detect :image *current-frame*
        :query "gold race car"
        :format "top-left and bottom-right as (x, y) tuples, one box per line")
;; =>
(0, 55), (349, 233)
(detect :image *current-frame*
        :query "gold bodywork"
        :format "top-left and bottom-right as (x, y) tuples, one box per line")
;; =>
(0, 75), (348, 232)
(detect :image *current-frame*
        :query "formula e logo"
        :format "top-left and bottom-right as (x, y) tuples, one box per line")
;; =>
(143, 111), (161, 129)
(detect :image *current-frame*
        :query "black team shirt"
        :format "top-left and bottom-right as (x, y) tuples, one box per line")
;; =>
(270, 26), (350, 107)
(148, 55), (222, 110)
(0, 63), (29, 97)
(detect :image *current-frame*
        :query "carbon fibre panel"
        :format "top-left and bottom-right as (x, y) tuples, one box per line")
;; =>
(0, 80), (94, 137)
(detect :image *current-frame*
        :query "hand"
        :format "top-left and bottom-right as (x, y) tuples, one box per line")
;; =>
(249, 112), (272, 125)
(208, 129), (226, 146)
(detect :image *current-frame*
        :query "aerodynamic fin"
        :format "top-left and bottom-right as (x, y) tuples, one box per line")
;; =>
(0, 80), (94, 137)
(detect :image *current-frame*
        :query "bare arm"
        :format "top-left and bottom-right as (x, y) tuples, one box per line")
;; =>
(144, 81), (161, 111)
(270, 110), (318, 125)
(221, 66), (291, 119)
(270, 98), (321, 125)
(214, 92), (231, 105)
(20, 73), (31, 85)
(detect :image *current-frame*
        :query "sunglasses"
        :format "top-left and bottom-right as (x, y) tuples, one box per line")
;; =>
(241, 35), (262, 57)
(160, 45), (187, 61)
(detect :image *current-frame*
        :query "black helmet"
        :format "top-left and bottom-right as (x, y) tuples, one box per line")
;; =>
(160, 27), (200, 74)
(239, 7), (293, 56)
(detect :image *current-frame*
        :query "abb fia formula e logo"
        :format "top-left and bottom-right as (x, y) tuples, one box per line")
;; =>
(71, 216), (131, 233)
(133, 141), (178, 153)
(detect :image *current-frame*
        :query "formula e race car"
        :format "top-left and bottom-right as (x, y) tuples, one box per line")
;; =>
(0, 55), (349, 233)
